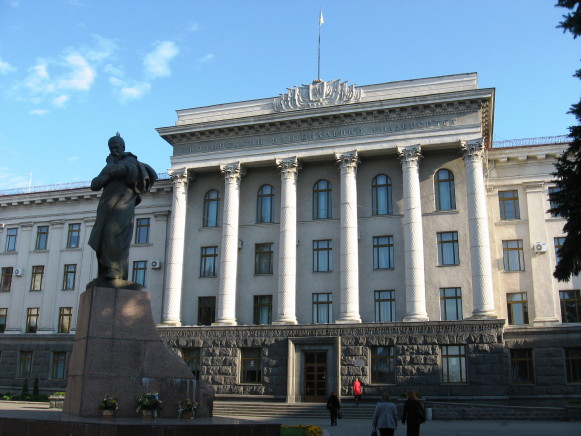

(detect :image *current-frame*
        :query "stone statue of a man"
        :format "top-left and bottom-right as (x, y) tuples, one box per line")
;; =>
(89, 133), (157, 282)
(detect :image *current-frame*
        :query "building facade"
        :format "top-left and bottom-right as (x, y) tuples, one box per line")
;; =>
(0, 73), (579, 402)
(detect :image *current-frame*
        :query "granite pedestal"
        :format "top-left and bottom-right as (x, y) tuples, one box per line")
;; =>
(63, 283), (204, 418)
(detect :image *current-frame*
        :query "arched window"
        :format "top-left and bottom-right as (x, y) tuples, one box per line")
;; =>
(434, 169), (456, 211)
(313, 180), (332, 219)
(203, 189), (220, 227)
(372, 174), (393, 215)
(257, 184), (274, 223)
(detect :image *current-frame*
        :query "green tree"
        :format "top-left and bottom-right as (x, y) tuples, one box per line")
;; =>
(550, 1), (581, 281)
(33, 377), (39, 399)
(20, 379), (29, 400)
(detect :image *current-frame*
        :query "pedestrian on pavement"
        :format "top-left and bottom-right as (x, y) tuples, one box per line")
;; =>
(372, 393), (398, 436)
(326, 391), (341, 426)
(353, 377), (364, 406)
(402, 390), (425, 436)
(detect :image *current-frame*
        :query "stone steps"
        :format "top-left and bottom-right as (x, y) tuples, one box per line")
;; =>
(213, 401), (375, 419)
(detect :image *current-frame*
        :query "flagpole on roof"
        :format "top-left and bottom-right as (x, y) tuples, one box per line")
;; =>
(318, 8), (324, 81)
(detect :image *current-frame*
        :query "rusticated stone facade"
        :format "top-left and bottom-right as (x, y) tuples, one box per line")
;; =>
(159, 320), (507, 401)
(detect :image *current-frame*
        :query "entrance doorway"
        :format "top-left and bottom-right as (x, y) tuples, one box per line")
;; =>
(304, 351), (327, 402)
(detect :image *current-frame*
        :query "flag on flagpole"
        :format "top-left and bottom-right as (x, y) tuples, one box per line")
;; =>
(319, 9), (324, 25)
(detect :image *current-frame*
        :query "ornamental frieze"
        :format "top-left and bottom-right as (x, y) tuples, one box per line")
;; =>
(273, 79), (363, 111)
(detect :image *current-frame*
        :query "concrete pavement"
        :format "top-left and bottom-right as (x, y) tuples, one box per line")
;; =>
(0, 402), (579, 436)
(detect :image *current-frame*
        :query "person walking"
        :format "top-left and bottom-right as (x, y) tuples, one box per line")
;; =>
(326, 392), (341, 426)
(402, 390), (425, 436)
(372, 393), (398, 436)
(353, 377), (364, 406)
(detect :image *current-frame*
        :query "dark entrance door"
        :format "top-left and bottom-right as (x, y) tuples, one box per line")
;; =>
(304, 351), (327, 402)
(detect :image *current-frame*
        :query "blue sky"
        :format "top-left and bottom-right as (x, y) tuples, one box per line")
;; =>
(0, 0), (579, 190)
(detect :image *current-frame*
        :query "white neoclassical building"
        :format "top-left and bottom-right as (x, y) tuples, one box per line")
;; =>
(0, 73), (579, 403)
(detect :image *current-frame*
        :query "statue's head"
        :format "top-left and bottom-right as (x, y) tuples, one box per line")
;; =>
(108, 132), (125, 156)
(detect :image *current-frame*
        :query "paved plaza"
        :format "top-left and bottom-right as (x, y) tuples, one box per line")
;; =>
(0, 402), (579, 436)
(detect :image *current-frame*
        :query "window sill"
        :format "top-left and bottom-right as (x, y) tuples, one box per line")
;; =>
(132, 243), (153, 247)
(436, 264), (460, 267)
(503, 270), (526, 273)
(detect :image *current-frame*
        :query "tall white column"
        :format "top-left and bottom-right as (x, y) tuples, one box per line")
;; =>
(273, 157), (299, 325)
(336, 151), (362, 324)
(161, 168), (189, 326)
(398, 145), (429, 322)
(462, 139), (496, 318)
(214, 162), (244, 326)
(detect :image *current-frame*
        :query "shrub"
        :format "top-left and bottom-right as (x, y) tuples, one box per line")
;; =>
(281, 425), (322, 436)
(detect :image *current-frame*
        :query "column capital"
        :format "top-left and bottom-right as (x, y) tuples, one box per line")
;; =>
(168, 168), (190, 186)
(335, 151), (360, 172)
(276, 157), (301, 174)
(397, 145), (422, 165)
(462, 138), (485, 162)
(220, 162), (246, 182)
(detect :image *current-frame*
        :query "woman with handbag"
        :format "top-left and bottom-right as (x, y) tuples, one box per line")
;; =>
(326, 392), (341, 426)
(402, 390), (425, 436)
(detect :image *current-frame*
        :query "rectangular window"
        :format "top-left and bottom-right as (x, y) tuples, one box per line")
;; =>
(441, 345), (467, 383)
(51, 352), (67, 379)
(554, 237), (566, 264)
(313, 240), (332, 272)
(373, 236), (394, 269)
(312, 293), (332, 324)
(18, 351), (33, 378)
(26, 308), (39, 333)
(440, 287), (463, 321)
(507, 292), (529, 325)
(134, 218), (150, 244)
(370, 346), (395, 384)
(58, 307), (72, 333)
(62, 264), (77, 290)
(0, 308), (6, 333)
(253, 295), (272, 325)
(200, 246), (218, 277)
(549, 186), (562, 217)
(240, 348), (261, 384)
(499, 190), (520, 220)
(560, 290), (581, 323)
(35, 225), (49, 250)
(132, 261), (147, 286)
(437, 231), (460, 265)
(510, 349), (534, 384)
(198, 296), (216, 326)
(503, 240), (525, 271)
(30, 266), (44, 291)
(374, 290), (395, 322)
(565, 348), (581, 384)
(181, 348), (201, 378)
(1, 267), (13, 292)
(5, 228), (17, 252)
(255, 243), (273, 275)
(67, 223), (81, 248)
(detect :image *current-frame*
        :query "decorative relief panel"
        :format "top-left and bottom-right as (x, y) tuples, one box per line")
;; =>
(273, 79), (363, 112)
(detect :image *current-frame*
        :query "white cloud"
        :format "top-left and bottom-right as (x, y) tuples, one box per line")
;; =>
(9, 35), (117, 110)
(52, 95), (69, 107)
(67, 155), (80, 162)
(58, 53), (95, 91)
(143, 41), (179, 79)
(0, 57), (16, 75)
(197, 54), (215, 64)
(188, 21), (200, 32)
(0, 167), (30, 191)
(29, 109), (49, 116)
(119, 82), (151, 102)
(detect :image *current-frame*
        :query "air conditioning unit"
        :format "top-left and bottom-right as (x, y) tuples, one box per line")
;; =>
(533, 242), (548, 254)
(151, 260), (162, 269)
(13, 268), (23, 277)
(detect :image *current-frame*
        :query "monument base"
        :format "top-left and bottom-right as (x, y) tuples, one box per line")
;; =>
(63, 283), (211, 418)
